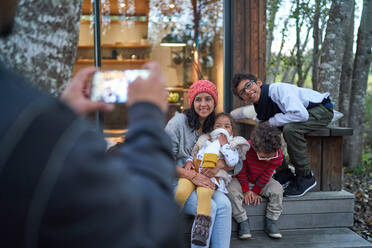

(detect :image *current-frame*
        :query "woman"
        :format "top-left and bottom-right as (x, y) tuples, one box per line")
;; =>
(165, 80), (232, 248)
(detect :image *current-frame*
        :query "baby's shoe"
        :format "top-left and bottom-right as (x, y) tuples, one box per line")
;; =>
(264, 217), (282, 239)
(191, 214), (212, 246)
(238, 219), (252, 239)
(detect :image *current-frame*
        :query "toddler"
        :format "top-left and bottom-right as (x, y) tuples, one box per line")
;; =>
(227, 122), (284, 239)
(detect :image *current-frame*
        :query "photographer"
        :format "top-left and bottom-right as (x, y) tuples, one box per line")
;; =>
(0, 1), (181, 247)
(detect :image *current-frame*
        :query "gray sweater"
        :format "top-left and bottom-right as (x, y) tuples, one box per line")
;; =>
(165, 112), (198, 168)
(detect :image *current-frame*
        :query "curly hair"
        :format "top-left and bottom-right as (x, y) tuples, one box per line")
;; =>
(215, 112), (236, 135)
(184, 103), (215, 133)
(251, 122), (281, 154)
(231, 73), (258, 99)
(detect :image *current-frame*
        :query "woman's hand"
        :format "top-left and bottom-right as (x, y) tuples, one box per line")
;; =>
(185, 161), (195, 170)
(191, 173), (216, 190)
(243, 191), (262, 206)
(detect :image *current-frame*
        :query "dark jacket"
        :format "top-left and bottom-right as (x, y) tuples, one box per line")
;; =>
(0, 64), (182, 248)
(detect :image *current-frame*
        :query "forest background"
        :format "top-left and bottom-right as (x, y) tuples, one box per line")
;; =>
(268, 1), (372, 240)
(266, 0), (372, 173)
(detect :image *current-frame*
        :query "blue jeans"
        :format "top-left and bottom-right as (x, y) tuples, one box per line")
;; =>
(175, 186), (232, 248)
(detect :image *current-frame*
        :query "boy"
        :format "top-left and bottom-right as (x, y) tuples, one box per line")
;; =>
(231, 73), (333, 197)
(227, 122), (284, 239)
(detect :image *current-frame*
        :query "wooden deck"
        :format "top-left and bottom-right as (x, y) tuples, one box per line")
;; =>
(229, 228), (371, 248)
(183, 191), (372, 247)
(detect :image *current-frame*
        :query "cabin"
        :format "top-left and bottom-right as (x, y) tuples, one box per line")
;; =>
(78, 0), (370, 247)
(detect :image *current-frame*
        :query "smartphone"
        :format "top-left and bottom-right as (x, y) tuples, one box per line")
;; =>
(90, 69), (150, 103)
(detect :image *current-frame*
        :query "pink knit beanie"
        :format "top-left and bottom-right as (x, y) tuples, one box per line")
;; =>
(188, 80), (218, 106)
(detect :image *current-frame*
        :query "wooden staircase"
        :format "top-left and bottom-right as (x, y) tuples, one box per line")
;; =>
(183, 190), (372, 247)
(236, 190), (353, 231)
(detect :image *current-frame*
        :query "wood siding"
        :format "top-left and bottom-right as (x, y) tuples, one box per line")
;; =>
(231, 0), (266, 109)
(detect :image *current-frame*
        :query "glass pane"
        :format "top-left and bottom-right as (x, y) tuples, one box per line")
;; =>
(76, 0), (224, 132)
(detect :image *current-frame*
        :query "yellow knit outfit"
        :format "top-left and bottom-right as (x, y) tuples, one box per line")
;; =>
(174, 158), (216, 216)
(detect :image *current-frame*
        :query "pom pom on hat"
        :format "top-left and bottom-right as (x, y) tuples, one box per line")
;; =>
(188, 80), (218, 106)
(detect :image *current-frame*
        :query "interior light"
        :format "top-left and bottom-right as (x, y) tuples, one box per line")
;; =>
(160, 43), (186, 47)
(169, 3), (175, 9)
(119, 3), (126, 8)
(160, 33), (186, 47)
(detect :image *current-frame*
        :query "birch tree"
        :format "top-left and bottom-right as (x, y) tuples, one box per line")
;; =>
(339, 3), (355, 127)
(266, 18), (289, 84)
(346, 0), (372, 168)
(312, 0), (330, 90)
(266, 0), (282, 81)
(0, 0), (82, 95)
(317, 0), (354, 109)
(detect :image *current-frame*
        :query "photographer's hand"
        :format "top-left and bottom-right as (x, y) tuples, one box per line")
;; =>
(61, 67), (114, 115)
(127, 62), (168, 112)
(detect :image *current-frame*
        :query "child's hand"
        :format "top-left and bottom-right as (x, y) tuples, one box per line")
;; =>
(201, 167), (219, 178)
(251, 192), (262, 205)
(243, 191), (262, 206)
(217, 133), (228, 146)
(185, 161), (195, 170)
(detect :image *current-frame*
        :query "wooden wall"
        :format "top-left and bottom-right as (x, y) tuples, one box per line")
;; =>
(227, 0), (266, 110)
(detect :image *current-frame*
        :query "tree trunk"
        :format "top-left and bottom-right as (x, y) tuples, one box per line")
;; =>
(295, 0), (304, 86)
(266, 0), (281, 72)
(339, 3), (355, 127)
(267, 46), (283, 84)
(281, 66), (292, 83)
(289, 67), (297, 83)
(312, 0), (321, 90)
(346, 0), (372, 168)
(366, 113), (372, 147)
(281, 44), (296, 83)
(296, 24), (311, 87)
(317, 0), (354, 110)
(0, 0), (82, 95)
(266, 18), (288, 84)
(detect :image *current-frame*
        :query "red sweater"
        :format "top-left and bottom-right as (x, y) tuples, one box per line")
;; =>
(236, 140), (283, 194)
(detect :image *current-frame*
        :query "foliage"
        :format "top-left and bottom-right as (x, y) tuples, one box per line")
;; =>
(266, 0), (331, 86)
(345, 147), (372, 175)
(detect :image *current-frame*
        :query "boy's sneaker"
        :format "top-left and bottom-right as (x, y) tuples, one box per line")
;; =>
(284, 173), (317, 197)
(238, 219), (252, 239)
(273, 168), (295, 188)
(264, 217), (282, 239)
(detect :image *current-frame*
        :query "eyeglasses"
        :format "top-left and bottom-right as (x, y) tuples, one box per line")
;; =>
(238, 81), (255, 99)
(256, 151), (279, 161)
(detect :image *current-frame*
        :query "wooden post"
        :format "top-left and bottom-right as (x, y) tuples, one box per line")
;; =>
(224, 0), (266, 112)
(234, 0), (266, 109)
(307, 136), (322, 191)
(321, 136), (343, 191)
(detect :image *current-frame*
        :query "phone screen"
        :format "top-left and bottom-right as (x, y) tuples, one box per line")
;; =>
(90, 69), (150, 103)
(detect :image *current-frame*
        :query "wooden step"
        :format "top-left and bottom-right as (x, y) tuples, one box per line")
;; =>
(183, 228), (371, 247)
(182, 191), (371, 247)
(236, 190), (354, 231)
(184, 191), (354, 233)
(229, 228), (371, 248)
